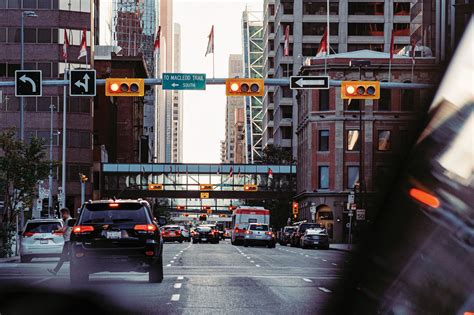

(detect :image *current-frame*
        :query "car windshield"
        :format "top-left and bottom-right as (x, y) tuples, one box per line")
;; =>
(25, 222), (61, 233)
(80, 203), (148, 224)
(249, 225), (269, 231)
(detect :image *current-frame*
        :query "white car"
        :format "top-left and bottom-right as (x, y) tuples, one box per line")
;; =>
(179, 225), (191, 242)
(19, 219), (64, 263)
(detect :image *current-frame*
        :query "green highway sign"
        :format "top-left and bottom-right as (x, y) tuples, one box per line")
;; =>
(162, 73), (206, 90)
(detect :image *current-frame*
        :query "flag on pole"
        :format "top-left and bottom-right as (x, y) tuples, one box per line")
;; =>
(62, 29), (70, 60)
(217, 166), (220, 176)
(78, 29), (87, 60)
(205, 25), (214, 56)
(283, 25), (290, 56)
(238, 167), (241, 178)
(390, 30), (395, 62)
(229, 167), (233, 178)
(154, 26), (161, 54)
(268, 168), (273, 180)
(316, 29), (328, 57)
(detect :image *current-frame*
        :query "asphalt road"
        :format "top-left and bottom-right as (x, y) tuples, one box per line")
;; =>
(0, 241), (352, 314)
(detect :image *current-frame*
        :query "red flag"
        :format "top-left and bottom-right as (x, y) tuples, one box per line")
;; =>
(229, 167), (233, 178)
(78, 29), (87, 60)
(268, 168), (273, 180)
(205, 25), (214, 56)
(62, 29), (70, 60)
(390, 30), (395, 61)
(316, 29), (328, 57)
(284, 25), (290, 56)
(411, 38), (416, 64)
(154, 26), (161, 54)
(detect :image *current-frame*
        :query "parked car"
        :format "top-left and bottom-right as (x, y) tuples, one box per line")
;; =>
(290, 222), (323, 247)
(19, 219), (64, 263)
(243, 223), (275, 248)
(69, 199), (164, 283)
(161, 225), (183, 243)
(278, 226), (296, 246)
(192, 226), (220, 244)
(300, 228), (330, 249)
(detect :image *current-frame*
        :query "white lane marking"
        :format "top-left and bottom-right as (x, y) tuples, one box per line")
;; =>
(177, 276), (184, 280)
(300, 253), (304, 255)
(166, 264), (172, 267)
(332, 263), (337, 266)
(250, 261), (255, 263)
(322, 259), (327, 262)
(173, 257), (177, 260)
(305, 255), (309, 257)
(174, 283), (182, 289)
(318, 287), (332, 293)
(302, 278), (313, 283)
(171, 294), (180, 301)
(180, 251), (183, 253)
(256, 264), (261, 267)
(246, 257), (251, 259)
(170, 260), (175, 263)
(31, 277), (53, 285)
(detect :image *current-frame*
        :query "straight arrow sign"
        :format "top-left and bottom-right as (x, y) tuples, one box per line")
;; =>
(290, 76), (329, 90)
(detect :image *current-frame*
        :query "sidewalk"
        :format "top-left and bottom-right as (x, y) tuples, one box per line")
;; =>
(330, 243), (359, 252)
(0, 255), (19, 263)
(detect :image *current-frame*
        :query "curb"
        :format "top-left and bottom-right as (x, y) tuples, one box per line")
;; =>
(330, 245), (358, 253)
(0, 256), (19, 263)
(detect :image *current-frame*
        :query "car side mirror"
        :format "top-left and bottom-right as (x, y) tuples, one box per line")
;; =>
(67, 219), (77, 227)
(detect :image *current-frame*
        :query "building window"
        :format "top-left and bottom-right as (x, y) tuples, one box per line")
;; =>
(282, 2), (293, 15)
(346, 99), (361, 111)
(347, 166), (359, 189)
(348, 23), (384, 36)
(401, 82), (415, 111)
(377, 130), (391, 151)
(282, 87), (292, 98)
(0, 28), (6, 43)
(348, 2), (384, 15)
(378, 89), (391, 111)
(38, 28), (52, 43)
(7, 0), (20, 9)
(318, 130), (329, 151)
(319, 90), (329, 111)
(303, 23), (338, 36)
(318, 166), (329, 189)
(347, 130), (360, 151)
(23, 0), (37, 9)
(8, 28), (20, 43)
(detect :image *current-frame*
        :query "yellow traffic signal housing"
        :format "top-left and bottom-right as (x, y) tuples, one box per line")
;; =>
(200, 184), (214, 191)
(105, 78), (145, 97)
(226, 78), (264, 97)
(79, 173), (88, 183)
(148, 183), (163, 191)
(341, 81), (380, 100)
(243, 184), (258, 192)
(292, 202), (299, 215)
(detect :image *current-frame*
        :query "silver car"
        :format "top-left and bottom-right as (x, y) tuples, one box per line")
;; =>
(243, 223), (275, 248)
(19, 219), (64, 263)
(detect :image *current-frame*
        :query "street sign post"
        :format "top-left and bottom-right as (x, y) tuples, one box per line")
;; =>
(15, 70), (42, 97)
(162, 73), (206, 90)
(347, 193), (355, 205)
(290, 76), (329, 90)
(70, 70), (96, 96)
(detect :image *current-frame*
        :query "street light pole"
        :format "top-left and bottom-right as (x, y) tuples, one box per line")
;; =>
(48, 104), (55, 218)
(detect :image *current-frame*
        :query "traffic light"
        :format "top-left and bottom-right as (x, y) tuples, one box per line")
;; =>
(226, 78), (264, 97)
(341, 81), (380, 100)
(105, 78), (145, 97)
(243, 184), (258, 192)
(148, 183), (163, 191)
(228, 205), (237, 211)
(176, 205), (185, 211)
(79, 173), (88, 183)
(200, 184), (214, 191)
(292, 202), (298, 215)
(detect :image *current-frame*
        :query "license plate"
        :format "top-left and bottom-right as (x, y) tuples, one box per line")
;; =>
(256, 235), (263, 238)
(40, 240), (48, 244)
(106, 231), (121, 239)
(313, 241), (320, 244)
(202, 238), (207, 241)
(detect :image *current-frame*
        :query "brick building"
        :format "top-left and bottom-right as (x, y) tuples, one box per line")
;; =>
(294, 50), (438, 243)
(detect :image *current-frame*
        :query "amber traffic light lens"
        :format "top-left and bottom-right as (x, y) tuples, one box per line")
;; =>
(241, 83), (249, 92)
(250, 83), (259, 92)
(230, 83), (239, 92)
(110, 83), (120, 92)
(130, 83), (139, 92)
(120, 83), (129, 92)
(357, 86), (365, 95)
(367, 86), (376, 95)
(346, 85), (355, 95)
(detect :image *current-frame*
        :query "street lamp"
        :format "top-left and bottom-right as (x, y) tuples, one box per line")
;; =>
(20, 11), (37, 142)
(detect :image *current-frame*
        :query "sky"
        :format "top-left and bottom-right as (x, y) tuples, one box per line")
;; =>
(174, 0), (263, 163)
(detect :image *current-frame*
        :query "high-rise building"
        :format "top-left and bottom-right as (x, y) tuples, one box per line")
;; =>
(242, 9), (264, 164)
(223, 54), (245, 164)
(0, 0), (98, 213)
(171, 23), (183, 163)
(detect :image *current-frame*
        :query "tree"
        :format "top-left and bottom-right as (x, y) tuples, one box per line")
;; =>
(260, 145), (292, 164)
(0, 130), (50, 257)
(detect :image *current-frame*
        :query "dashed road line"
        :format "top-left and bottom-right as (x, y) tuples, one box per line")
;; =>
(171, 294), (180, 301)
(332, 263), (337, 266)
(166, 264), (172, 267)
(174, 283), (182, 289)
(318, 287), (332, 293)
(322, 259), (327, 262)
(170, 260), (175, 263)
(177, 276), (184, 280)
(256, 264), (261, 267)
(302, 278), (313, 283)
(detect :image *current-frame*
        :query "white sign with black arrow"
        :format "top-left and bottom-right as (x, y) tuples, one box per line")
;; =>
(70, 70), (96, 96)
(15, 70), (42, 97)
(290, 76), (329, 90)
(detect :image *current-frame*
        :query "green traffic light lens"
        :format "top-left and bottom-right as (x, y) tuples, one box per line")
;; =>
(241, 83), (249, 92)
(120, 83), (129, 92)
(250, 83), (259, 92)
(130, 83), (139, 92)
(367, 86), (375, 95)
(357, 86), (365, 95)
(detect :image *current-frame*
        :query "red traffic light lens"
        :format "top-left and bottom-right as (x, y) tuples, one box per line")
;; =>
(241, 83), (249, 92)
(110, 83), (120, 92)
(120, 83), (129, 92)
(230, 83), (239, 92)
(250, 83), (259, 92)
(357, 86), (365, 95)
(346, 85), (355, 95)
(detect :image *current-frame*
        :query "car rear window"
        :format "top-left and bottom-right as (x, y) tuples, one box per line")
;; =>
(80, 203), (149, 224)
(25, 222), (61, 233)
(163, 226), (180, 231)
(249, 225), (269, 231)
(284, 227), (296, 233)
(197, 227), (211, 232)
(300, 224), (321, 233)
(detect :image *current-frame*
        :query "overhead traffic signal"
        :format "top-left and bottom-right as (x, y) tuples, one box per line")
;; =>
(148, 183), (163, 191)
(200, 184), (214, 191)
(292, 202), (298, 215)
(176, 205), (185, 211)
(341, 81), (380, 100)
(243, 184), (258, 192)
(105, 78), (145, 97)
(226, 78), (264, 97)
(79, 173), (88, 183)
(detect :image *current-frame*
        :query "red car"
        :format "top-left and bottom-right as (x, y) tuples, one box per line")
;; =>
(160, 225), (183, 243)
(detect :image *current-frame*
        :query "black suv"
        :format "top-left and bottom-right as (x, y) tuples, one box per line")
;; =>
(69, 200), (165, 284)
(290, 222), (322, 247)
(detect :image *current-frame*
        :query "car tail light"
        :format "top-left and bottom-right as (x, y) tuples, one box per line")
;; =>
(213, 230), (219, 235)
(245, 230), (252, 235)
(73, 226), (94, 234)
(145, 251), (154, 256)
(22, 232), (35, 237)
(265, 232), (273, 236)
(109, 203), (120, 208)
(175, 230), (181, 235)
(134, 224), (157, 232)
(409, 188), (440, 209)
